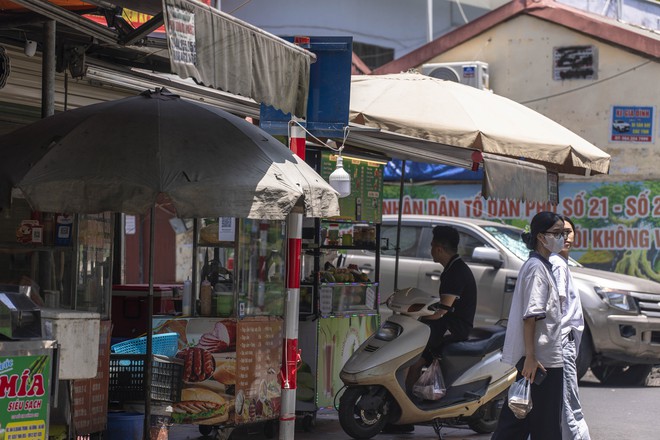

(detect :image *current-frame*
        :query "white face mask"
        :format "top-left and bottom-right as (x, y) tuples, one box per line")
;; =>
(543, 234), (565, 254)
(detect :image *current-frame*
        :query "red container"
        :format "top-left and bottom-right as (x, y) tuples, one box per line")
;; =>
(111, 284), (181, 338)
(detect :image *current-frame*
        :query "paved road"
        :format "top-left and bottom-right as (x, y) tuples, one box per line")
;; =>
(168, 369), (660, 440)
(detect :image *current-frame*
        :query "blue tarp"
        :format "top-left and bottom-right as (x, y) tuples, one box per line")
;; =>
(384, 159), (483, 182)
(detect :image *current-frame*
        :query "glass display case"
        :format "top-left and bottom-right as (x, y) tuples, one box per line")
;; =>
(236, 218), (286, 317)
(0, 198), (113, 318)
(300, 218), (380, 318)
(194, 217), (286, 318)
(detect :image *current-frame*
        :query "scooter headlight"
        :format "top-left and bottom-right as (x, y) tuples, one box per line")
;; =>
(375, 322), (402, 341)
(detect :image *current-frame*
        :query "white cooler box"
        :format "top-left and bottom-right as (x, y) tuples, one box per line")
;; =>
(42, 309), (101, 379)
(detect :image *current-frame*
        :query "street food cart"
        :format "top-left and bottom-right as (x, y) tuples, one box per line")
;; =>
(142, 217), (287, 437)
(295, 150), (384, 426)
(0, 198), (110, 437)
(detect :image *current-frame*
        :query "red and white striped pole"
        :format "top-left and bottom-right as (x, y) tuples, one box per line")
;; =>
(280, 118), (305, 439)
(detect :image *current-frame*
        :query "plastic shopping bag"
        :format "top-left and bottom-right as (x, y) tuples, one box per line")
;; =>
(507, 377), (533, 419)
(413, 359), (446, 400)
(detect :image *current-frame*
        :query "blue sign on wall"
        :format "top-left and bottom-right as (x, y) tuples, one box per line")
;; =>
(259, 36), (352, 138)
(610, 105), (655, 143)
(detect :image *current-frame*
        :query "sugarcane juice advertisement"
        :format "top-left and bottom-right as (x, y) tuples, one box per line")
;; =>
(0, 355), (50, 440)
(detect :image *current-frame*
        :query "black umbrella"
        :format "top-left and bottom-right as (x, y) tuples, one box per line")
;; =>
(0, 88), (339, 438)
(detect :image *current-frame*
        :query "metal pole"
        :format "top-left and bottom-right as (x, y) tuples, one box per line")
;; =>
(393, 160), (406, 291)
(143, 207), (155, 440)
(279, 121), (305, 439)
(427, 0), (433, 43)
(41, 19), (55, 118)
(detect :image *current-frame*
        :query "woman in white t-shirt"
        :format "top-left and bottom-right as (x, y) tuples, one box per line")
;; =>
(492, 211), (565, 440)
(551, 216), (591, 440)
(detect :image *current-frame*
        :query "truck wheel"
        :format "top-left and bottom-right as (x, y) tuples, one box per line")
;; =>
(591, 364), (653, 386)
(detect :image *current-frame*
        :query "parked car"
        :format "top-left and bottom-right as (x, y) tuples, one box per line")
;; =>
(613, 120), (631, 132)
(344, 215), (660, 386)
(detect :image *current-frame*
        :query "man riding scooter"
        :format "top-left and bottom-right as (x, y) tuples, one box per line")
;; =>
(395, 226), (478, 433)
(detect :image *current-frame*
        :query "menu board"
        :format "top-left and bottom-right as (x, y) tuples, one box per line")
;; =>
(72, 320), (111, 435)
(152, 316), (283, 427)
(153, 317), (237, 426)
(0, 353), (51, 439)
(320, 152), (383, 223)
(235, 317), (283, 424)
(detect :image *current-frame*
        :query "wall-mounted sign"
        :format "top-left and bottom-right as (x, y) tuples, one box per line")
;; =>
(553, 45), (597, 80)
(610, 105), (654, 143)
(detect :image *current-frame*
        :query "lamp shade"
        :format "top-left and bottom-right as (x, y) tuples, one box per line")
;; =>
(329, 155), (351, 198)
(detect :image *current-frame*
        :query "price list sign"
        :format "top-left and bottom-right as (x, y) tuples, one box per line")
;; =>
(320, 152), (383, 223)
(235, 318), (283, 424)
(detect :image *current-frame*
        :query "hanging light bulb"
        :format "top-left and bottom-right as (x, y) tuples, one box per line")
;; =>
(329, 151), (351, 198)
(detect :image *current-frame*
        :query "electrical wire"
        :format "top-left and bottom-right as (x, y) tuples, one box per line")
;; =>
(521, 59), (653, 104)
(288, 120), (349, 152)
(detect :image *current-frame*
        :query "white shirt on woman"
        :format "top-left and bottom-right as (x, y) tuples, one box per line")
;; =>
(550, 253), (585, 350)
(502, 252), (564, 368)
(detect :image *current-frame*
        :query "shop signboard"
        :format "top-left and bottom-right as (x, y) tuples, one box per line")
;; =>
(383, 180), (660, 280)
(0, 353), (51, 439)
(320, 152), (384, 223)
(610, 105), (654, 143)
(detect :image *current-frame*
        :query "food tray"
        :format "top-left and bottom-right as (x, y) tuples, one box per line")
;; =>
(108, 354), (184, 403)
(110, 332), (179, 357)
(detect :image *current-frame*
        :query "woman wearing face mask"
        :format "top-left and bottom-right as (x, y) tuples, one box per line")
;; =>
(550, 216), (591, 440)
(491, 211), (565, 440)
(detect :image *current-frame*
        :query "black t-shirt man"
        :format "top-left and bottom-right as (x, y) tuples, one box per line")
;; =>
(421, 226), (478, 361)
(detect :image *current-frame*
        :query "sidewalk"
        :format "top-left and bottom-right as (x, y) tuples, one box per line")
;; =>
(168, 409), (491, 440)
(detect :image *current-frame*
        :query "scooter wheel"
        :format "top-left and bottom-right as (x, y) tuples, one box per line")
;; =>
(338, 386), (390, 440)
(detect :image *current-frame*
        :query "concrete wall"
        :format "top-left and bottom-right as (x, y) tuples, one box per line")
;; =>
(417, 15), (660, 180)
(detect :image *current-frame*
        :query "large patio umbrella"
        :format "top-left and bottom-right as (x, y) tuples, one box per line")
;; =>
(0, 88), (339, 219)
(349, 72), (610, 176)
(0, 88), (339, 438)
(349, 72), (611, 291)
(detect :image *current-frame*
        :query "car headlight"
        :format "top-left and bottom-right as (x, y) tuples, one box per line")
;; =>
(594, 287), (639, 312)
(375, 322), (402, 341)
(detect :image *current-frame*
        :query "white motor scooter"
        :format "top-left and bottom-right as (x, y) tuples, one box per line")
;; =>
(338, 287), (516, 439)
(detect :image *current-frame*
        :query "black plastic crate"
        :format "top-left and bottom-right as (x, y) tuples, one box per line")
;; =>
(109, 354), (183, 403)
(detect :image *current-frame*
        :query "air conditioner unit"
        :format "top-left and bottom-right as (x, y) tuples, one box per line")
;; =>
(421, 61), (490, 90)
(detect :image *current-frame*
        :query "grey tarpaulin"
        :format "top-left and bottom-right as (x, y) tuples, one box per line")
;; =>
(482, 153), (550, 202)
(162, 0), (313, 117)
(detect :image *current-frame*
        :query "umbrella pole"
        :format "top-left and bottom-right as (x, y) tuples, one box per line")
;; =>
(144, 207), (155, 440)
(394, 160), (406, 291)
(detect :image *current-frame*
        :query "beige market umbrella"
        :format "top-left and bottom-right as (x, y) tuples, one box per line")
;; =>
(349, 72), (610, 176)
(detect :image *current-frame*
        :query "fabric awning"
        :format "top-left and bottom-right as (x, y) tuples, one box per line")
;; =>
(345, 124), (555, 203)
(161, 0), (314, 116)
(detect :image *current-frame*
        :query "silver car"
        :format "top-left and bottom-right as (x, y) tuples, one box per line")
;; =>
(344, 215), (660, 386)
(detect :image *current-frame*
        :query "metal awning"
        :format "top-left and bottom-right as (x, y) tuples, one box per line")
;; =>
(5, 0), (315, 116)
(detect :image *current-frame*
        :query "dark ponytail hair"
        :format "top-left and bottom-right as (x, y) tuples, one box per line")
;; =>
(521, 211), (563, 250)
(562, 215), (576, 233)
